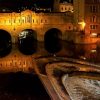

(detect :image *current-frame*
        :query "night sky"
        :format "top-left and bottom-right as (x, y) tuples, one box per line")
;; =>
(0, 0), (73, 12)
(0, 0), (52, 7)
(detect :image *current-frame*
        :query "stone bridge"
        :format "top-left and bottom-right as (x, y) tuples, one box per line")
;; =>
(0, 10), (74, 43)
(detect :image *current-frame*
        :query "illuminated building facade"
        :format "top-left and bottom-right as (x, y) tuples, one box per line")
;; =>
(74, 0), (100, 43)
(53, 0), (73, 12)
(0, 10), (74, 43)
(59, 2), (73, 12)
(85, 0), (100, 38)
(0, 0), (100, 43)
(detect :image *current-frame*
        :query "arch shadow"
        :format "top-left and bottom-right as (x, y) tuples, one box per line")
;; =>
(0, 29), (12, 57)
(44, 28), (62, 54)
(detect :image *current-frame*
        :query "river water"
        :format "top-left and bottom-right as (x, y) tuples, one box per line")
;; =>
(0, 41), (100, 100)
(35, 41), (100, 65)
(1, 40), (100, 65)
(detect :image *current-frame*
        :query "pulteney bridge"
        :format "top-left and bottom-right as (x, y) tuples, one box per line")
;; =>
(0, 10), (74, 43)
(0, 10), (75, 71)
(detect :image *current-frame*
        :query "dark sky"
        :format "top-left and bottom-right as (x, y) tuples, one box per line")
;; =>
(0, 0), (72, 6)
(0, 0), (53, 7)
(0, 0), (73, 11)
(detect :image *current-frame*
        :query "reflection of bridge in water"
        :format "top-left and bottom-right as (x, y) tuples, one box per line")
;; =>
(0, 17), (100, 99)
(0, 2), (99, 99)
(0, 41), (100, 73)
(0, 41), (100, 99)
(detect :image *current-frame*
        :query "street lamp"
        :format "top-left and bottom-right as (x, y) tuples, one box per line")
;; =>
(78, 21), (86, 37)
(78, 21), (86, 31)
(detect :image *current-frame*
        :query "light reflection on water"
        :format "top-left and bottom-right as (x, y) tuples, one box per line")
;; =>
(3, 41), (100, 65)
(65, 43), (100, 64)
(37, 41), (100, 65)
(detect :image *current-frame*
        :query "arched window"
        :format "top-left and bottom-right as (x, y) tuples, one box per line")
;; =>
(91, 16), (97, 22)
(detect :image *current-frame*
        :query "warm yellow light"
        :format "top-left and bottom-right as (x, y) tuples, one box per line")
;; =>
(82, 22), (86, 29)
(90, 33), (97, 37)
(78, 21), (86, 30)
(91, 49), (96, 53)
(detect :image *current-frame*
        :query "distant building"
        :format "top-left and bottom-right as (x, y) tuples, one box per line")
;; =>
(53, 0), (73, 12)
(53, 0), (60, 12)
(59, 2), (73, 12)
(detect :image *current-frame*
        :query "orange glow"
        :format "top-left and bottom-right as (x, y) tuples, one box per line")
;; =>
(78, 21), (86, 30)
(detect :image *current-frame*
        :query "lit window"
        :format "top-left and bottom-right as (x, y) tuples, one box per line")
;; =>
(90, 25), (98, 29)
(90, 16), (97, 22)
(62, 7), (63, 11)
(91, 49), (96, 53)
(27, 15), (32, 23)
(90, 32), (97, 37)
(90, 5), (98, 13)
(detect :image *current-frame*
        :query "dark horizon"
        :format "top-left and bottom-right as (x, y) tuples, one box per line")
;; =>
(0, 0), (53, 12)
(0, 0), (73, 9)
(0, 0), (53, 7)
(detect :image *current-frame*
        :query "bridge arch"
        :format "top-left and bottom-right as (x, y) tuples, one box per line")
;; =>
(0, 29), (12, 57)
(18, 29), (37, 55)
(44, 28), (62, 54)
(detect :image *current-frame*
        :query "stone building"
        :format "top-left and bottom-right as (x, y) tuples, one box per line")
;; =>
(74, 0), (100, 43)
(0, 0), (100, 43)
(59, 2), (73, 12)
(53, 0), (73, 12)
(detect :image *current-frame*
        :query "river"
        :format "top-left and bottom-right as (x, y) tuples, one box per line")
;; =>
(35, 41), (100, 65)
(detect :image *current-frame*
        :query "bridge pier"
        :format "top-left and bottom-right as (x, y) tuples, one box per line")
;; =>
(12, 36), (18, 44)
(37, 34), (44, 41)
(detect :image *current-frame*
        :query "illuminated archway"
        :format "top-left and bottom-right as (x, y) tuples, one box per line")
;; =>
(44, 28), (62, 54)
(18, 29), (37, 55)
(0, 29), (12, 57)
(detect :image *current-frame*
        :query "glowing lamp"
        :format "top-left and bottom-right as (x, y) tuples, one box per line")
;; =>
(78, 21), (86, 30)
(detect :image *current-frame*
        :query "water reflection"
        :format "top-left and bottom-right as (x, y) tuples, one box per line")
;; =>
(2, 39), (100, 65)
(37, 41), (100, 64)
(44, 28), (62, 54)
(35, 41), (99, 63)
(64, 42), (100, 64)
(75, 45), (96, 60)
